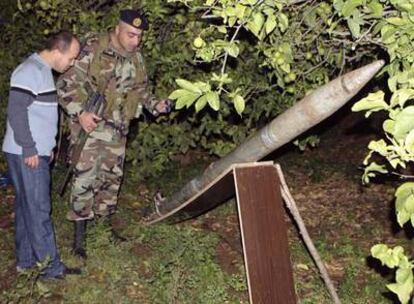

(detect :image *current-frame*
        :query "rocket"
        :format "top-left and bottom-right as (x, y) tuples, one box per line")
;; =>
(149, 60), (385, 224)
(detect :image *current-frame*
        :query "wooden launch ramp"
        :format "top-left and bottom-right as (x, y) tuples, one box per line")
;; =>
(148, 162), (297, 303)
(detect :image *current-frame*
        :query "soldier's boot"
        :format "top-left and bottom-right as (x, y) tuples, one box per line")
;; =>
(105, 215), (128, 244)
(72, 220), (87, 259)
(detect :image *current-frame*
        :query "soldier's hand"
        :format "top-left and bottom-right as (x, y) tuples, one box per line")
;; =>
(154, 99), (172, 114)
(24, 155), (39, 169)
(79, 112), (101, 133)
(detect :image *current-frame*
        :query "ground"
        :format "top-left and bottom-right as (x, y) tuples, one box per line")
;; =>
(0, 110), (412, 303)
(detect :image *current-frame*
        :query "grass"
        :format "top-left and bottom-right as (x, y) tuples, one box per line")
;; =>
(0, 144), (413, 303)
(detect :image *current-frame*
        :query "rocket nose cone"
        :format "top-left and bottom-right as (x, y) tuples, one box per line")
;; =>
(341, 60), (385, 94)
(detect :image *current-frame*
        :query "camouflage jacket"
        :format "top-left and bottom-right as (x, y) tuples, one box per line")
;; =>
(57, 32), (159, 141)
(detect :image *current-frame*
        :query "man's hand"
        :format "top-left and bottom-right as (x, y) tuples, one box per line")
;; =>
(24, 155), (39, 169)
(79, 111), (101, 133)
(154, 99), (172, 114)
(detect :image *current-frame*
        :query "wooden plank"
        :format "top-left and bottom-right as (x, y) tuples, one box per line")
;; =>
(147, 162), (274, 225)
(234, 165), (296, 304)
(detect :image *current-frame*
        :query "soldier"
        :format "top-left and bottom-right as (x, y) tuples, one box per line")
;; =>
(57, 9), (170, 258)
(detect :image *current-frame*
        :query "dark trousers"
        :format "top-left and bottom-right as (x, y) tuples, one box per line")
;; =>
(5, 152), (65, 277)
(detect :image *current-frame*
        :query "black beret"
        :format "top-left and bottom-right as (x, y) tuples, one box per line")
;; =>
(120, 9), (149, 30)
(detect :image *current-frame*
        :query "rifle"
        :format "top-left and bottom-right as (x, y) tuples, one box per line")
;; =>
(58, 85), (106, 196)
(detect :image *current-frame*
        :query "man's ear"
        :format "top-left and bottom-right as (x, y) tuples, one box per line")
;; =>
(51, 48), (63, 60)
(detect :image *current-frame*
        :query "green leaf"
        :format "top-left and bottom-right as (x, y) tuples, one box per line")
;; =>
(405, 129), (414, 153)
(368, 0), (383, 18)
(17, 0), (23, 11)
(240, 0), (257, 6)
(280, 63), (291, 74)
(169, 89), (191, 100)
(36, 281), (50, 295)
(395, 183), (414, 221)
(233, 94), (245, 115)
(362, 161), (387, 183)
(228, 16), (237, 27)
(265, 15), (277, 34)
(381, 24), (397, 44)
(390, 89), (414, 108)
(404, 195), (414, 213)
(347, 17), (361, 38)
(352, 91), (387, 117)
(365, 161), (388, 174)
(395, 266), (413, 285)
(387, 279), (414, 304)
(395, 182), (414, 199)
(227, 43), (240, 58)
(277, 13), (289, 33)
(342, 0), (363, 17)
(246, 12), (265, 38)
(176, 79), (202, 94)
(195, 94), (208, 112)
(387, 17), (409, 26)
(367, 139), (388, 155)
(397, 209), (411, 227)
(175, 93), (200, 110)
(235, 4), (247, 19)
(371, 244), (389, 260)
(194, 81), (211, 93)
(393, 106), (414, 139)
(217, 25), (227, 34)
(383, 119), (395, 135)
(206, 91), (220, 111)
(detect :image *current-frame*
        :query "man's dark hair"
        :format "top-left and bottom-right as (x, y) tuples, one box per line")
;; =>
(45, 30), (77, 53)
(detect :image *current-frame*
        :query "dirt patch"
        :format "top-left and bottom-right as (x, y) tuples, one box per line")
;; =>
(0, 265), (16, 293)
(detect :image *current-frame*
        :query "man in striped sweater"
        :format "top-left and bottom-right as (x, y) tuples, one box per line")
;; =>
(2, 31), (81, 279)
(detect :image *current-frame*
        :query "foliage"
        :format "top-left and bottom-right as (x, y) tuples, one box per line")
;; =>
(0, 173), (248, 303)
(347, 0), (414, 302)
(1, 259), (52, 303)
(0, 139), (407, 303)
(0, 0), (382, 178)
(371, 245), (414, 304)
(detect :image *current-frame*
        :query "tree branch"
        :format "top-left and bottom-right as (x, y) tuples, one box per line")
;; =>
(275, 164), (342, 304)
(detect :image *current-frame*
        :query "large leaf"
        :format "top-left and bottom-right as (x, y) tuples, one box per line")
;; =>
(390, 89), (414, 108)
(169, 89), (191, 100)
(393, 106), (414, 139)
(226, 43), (240, 58)
(352, 91), (388, 117)
(347, 15), (361, 38)
(367, 139), (389, 156)
(265, 15), (277, 34)
(176, 79), (202, 94)
(277, 13), (289, 33)
(342, 0), (363, 17)
(368, 0), (383, 18)
(246, 12), (265, 38)
(233, 94), (245, 115)
(387, 278), (414, 304)
(206, 91), (220, 111)
(195, 94), (208, 112)
(175, 93), (201, 110)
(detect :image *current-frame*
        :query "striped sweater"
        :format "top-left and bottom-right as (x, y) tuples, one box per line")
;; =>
(2, 53), (58, 157)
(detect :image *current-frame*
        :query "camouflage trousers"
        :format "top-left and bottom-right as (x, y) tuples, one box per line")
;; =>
(67, 135), (127, 221)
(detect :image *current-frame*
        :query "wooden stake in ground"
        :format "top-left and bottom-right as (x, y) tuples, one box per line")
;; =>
(275, 164), (341, 304)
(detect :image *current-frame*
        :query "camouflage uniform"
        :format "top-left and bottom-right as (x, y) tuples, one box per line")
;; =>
(58, 32), (159, 221)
